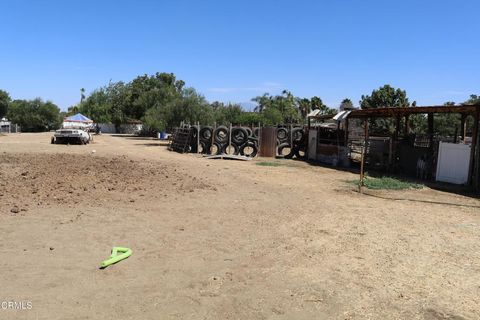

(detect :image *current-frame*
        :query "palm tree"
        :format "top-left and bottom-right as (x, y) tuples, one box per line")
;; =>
(297, 98), (311, 118)
(80, 88), (85, 103)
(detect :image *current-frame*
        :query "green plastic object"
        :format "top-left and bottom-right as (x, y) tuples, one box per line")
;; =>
(100, 247), (132, 268)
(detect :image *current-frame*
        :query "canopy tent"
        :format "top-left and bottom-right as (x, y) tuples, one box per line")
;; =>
(63, 113), (94, 129)
(64, 113), (93, 123)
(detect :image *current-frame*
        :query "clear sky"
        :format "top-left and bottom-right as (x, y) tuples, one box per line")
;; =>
(1, 0), (479, 110)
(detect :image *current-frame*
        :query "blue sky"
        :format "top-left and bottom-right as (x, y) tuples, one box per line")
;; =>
(1, 0), (479, 110)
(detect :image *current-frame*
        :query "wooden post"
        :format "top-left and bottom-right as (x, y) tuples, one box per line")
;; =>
(359, 118), (369, 193)
(394, 116), (401, 140)
(460, 114), (467, 142)
(427, 113), (434, 149)
(258, 122), (261, 155)
(404, 114), (410, 136)
(344, 118), (349, 147)
(388, 137), (393, 172)
(468, 109), (479, 187)
(427, 113), (434, 179)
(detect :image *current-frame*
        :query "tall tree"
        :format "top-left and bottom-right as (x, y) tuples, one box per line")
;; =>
(0, 89), (11, 118)
(297, 98), (311, 118)
(339, 98), (354, 111)
(7, 98), (61, 132)
(360, 85), (412, 135)
(310, 96), (335, 114)
(465, 94), (480, 105)
(80, 88), (86, 103)
(360, 84), (410, 109)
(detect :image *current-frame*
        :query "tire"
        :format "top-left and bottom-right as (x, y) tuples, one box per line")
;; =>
(277, 142), (294, 159)
(200, 126), (213, 141)
(291, 127), (304, 143)
(214, 126), (229, 143)
(231, 127), (249, 145)
(245, 127), (253, 138)
(240, 141), (258, 158)
(189, 126), (199, 152)
(190, 125), (199, 140)
(222, 143), (239, 155)
(198, 141), (210, 154)
(209, 142), (222, 155)
(294, 146), (307, 160)
(277, 128), (288, 141)
(253, 128), (260, 138)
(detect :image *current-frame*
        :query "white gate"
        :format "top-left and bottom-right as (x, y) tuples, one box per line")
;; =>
(436, 142), (471, 184)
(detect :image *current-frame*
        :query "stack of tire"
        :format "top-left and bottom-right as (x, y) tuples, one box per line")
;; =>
(276, 126), (307, 160)
(189, 126), (259, 158)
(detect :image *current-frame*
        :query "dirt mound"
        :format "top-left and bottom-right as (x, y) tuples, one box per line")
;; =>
(0, 152), (214, 213)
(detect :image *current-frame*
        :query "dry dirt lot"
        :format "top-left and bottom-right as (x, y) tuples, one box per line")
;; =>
(1, 132), (480, 320)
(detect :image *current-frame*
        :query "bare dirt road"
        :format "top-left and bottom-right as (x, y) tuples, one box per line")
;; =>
(1, 133), (479, 320)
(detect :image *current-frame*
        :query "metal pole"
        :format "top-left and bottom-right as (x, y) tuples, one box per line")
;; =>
(210, 122), (216, 155)
(228, 123), (232, 155)
(290, 124), (293, 154)
(197, 121), (200, 154)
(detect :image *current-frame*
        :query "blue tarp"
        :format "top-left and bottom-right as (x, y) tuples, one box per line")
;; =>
(64, 113), (93, 123)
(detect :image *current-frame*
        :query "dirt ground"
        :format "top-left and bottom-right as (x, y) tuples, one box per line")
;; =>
(1, 132), (479, 320)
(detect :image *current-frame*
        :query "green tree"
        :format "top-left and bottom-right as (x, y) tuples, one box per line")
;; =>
(360, 85), (412, 135)
(311, 96), (335, 115)
(297, 98), (311, 118)
(360, 84), (410, 109)
(464, 94), (480, 105)
(236, 112), (265, 126)
(0, 89), (11, 119)
(211, 102), (244, 125)
(252, 90), (301, 124)
(339, 98), (354, 110)
(7, 98), (61, 132)
(78, 88), (112, 123)
(80, 88), (86, 103)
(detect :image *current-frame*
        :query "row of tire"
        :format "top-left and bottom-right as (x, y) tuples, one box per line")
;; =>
(276, 126), (307, 160)
(189, 126), (259, 157)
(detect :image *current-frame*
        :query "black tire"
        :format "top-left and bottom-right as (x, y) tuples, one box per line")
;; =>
(231, 127), (249, 145)
(253, 128), (260, 138)
(214, 126), (229, 143)
(277, 128), (288, 141)
(291, 127), (304, 143)
(294, 146), (307, 160)
(222, 143), (239, 155)
(277, 142), (294, 159)
(199, 126), (213, 141)
(190, 125), (199, 140)
(240, 141), (258, 158)
(198, 141), (210, 154)
(245, 127), (253, 138)
(209, 142), (222, 155)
